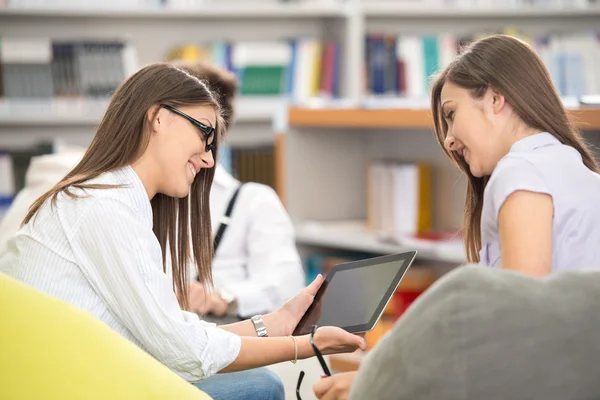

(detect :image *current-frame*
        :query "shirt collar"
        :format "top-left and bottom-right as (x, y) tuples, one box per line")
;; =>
(509, 132), (560, 153)
(213, 164), (239, 188)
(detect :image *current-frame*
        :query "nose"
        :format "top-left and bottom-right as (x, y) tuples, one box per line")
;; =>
(200, 150), (214, 169)
(444, 134), (457, 152)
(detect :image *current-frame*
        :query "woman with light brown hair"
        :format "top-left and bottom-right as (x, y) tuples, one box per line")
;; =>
(312, 34), (600, 400)
(176, 61), (305, 322)
(0, 62), (365, 400)
(431, 34), (600, 277)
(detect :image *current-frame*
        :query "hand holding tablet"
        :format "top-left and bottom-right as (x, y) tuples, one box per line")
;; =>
(293, 251), (418, 336)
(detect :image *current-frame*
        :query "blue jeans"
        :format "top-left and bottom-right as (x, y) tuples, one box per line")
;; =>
(194, 368), (284, 400)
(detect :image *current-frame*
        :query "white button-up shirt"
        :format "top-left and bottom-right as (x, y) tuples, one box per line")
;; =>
(202, 165), (305, 317)
(0, 166), (241, 382)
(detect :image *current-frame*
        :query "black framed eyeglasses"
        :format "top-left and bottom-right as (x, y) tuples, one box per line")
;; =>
(296, 325), (332, 400)
(160, 104), (216, 153)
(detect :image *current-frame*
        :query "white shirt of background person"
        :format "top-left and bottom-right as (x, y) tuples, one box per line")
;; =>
(0, 149), (84, 254)
(190, 163), (306, 318)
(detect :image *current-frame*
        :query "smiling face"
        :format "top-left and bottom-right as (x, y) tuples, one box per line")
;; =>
(147, 103), (217, 198)
(440, 81), (513, 177)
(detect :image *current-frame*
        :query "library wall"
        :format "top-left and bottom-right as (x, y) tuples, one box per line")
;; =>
(2, 1), (600, 393)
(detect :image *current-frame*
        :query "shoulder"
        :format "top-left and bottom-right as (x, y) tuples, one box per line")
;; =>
(485, 154), (551, 216)
(489, 154), (544, 187)
(239, 182), (284, 209)
(240, 182), (279, 199)
(51, 172), (146, 230)
(58, 192), (137, 227)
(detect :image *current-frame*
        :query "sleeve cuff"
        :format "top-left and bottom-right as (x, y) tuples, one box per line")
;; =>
(200, 326), (242, 377)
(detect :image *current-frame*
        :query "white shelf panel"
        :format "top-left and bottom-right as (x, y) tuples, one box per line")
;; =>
(235, 96), (288, 123)
(363, 4), (600, 18)
(0, 3), (349, 18)
(0, 99), (108, 126)
(0, 97), (284, 126)
(295, 220), (466, 264)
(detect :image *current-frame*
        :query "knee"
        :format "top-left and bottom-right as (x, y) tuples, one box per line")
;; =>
(251, 368), (285, 400)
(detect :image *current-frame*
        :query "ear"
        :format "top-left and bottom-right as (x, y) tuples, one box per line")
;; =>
(489, 87), (506, 115)
(147, 104), (162, 133)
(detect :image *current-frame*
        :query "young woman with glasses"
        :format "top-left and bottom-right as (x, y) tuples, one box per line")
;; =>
(0, 63), (366, 400)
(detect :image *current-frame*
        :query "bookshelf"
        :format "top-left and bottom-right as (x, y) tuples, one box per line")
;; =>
(362, 4), (600, 18)
(0, 0), (358, 151)
(276, 104), (600, 265)
(279, 102), (600, 374)
(2, 0), (600, 140)
(3, 0), (599, 249)
(0, 2), (349, 19)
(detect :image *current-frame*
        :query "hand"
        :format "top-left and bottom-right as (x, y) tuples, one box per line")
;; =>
(312, 326), (367, 356)
(188, 282), (228, 317)
(189, 281), (208, 314)
(313, 372), (357, 400)
(265, 274), (324, 337)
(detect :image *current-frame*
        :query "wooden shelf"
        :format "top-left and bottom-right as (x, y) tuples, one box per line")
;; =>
(571, 108), (600, 131)
(288, 106), (434, 129)
(288, 106), (600, 130)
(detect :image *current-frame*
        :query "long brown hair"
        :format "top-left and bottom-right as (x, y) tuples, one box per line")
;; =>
(431, 34), (599, 263)
(23, 62), (223, 309)
(177, 61), (238, 131)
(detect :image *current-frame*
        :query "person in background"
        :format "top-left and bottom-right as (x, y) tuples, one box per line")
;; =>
(0, 62), (366, 400)
(178, 62), (305, 320)
(0, 147), (84, 254)
(311, 33), (600, 399)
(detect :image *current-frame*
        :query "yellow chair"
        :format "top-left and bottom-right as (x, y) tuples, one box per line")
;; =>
(0, 273), (212, 400)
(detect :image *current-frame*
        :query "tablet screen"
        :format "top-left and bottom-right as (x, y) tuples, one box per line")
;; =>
(293, 252), (416, 335)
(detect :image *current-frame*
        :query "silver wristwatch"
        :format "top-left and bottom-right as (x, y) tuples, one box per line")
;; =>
(216, 288), (238, 316)
(251, 315), (268, 337)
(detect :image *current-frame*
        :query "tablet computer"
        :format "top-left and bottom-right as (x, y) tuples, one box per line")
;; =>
(292, 250), (418, 336)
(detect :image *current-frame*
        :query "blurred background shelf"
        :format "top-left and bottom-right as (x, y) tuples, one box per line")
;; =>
(287, 105), (600, 130)
(0, 96), (286, 126)
(3, 1), (600, 398)
(0, 2), (349, 18)
(362, 4), (600, 18)
(295, 220), (465, 264)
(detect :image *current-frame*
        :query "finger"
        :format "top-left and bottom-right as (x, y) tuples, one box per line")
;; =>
(321, 388), (342, 400)
(347, 331), (367, 351)
(313, 375), (336, 398)
(358, 335), (367, 351)
(305, 274), (324, 296)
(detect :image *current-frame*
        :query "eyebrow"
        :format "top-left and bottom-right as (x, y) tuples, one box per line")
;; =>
(198, 118), (215, 128)
(441, 100), (452, 116)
